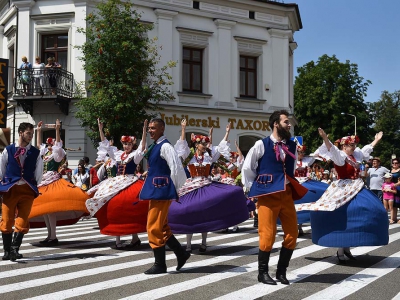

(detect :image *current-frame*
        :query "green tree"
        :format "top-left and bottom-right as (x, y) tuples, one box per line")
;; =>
(294, 54), (373, 153)
(367, 91), (400, 167)
(75, 0), (175, 147)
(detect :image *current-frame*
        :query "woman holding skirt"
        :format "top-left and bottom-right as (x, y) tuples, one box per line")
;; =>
(86, 119), (148, 250)
(168, 119), (249, 253)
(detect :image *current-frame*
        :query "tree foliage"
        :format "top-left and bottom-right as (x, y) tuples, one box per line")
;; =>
(74, 0), (175, 147)
(367, 91), (400, 167)
(294, 54), (374, 153)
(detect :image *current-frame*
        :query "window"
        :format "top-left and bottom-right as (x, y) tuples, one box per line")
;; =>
(240, 56), (257, 98)
(41, 33), (68, 69)
(182, 47), (203, 92)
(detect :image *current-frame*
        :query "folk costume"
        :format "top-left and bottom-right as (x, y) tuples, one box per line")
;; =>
(168, 136), (249, 252)
(28, 138), (90, 245)
(139, 135), (189, 274)
(0, 141), (43, 261)
(85, 137), (148, 249)
(242, 135), (308, 285)
(295, 135), (388, 257)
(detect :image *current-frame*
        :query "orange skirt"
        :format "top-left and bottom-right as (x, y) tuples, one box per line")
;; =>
(95, 180), (149, 236)
(29, 179), (90, 228)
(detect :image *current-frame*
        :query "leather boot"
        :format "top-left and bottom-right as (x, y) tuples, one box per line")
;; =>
(258, 249), (277, 285)
(276, 247), (294, 285)
(2, 233), (12, 260)
(166, 234), (190, 271)
(253, 211), (258, 228)
(144, 246), (167, 275)
(10, 232), (24, 262)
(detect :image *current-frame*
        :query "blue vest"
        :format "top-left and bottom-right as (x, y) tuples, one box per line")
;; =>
(0, 144), (40, 196)
(248, 137), (296, 198)
(139, 139), (178, 201)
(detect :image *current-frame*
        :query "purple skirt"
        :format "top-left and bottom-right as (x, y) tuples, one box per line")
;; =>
(168, 182), (249, 234)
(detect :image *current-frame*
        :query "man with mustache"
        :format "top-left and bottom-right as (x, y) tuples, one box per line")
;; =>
(242, 110), (307, 285)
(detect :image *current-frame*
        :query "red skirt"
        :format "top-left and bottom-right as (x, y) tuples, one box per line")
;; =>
(29, 179), (90, 228)
(95, 180), (149, 235)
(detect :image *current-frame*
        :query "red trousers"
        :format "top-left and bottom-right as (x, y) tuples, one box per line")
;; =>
(257, 184), (298, 251)
(0, 184), (36, 234)
(147, 200), (173, 249)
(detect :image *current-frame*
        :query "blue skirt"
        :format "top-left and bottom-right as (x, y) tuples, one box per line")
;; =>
(278, 180), (328, 225)
(168, 182), (249, 234)
(310, 188), (389, 247)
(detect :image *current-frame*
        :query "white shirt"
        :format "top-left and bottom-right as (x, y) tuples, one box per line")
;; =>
(0, 142), (43, 185)
(241, 134), (297, 190)
(155, 135), (187, 193)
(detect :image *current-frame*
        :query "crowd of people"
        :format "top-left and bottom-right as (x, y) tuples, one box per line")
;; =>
(0, 110), (392, 286)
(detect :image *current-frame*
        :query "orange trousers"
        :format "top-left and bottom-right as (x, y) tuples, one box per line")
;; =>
(257, 184), (298, 251)
(147, 200), (173, 249)
(0, 184), (36, 234)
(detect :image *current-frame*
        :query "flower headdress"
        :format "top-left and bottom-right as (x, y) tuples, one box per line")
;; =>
(297, 145), (306, 152)
(340, 135), (360, 145)
(191, 135), (210, 144)
(230, 151), (239, 158)
(120, 136), (136, 143)
(46, 137), (54, 145)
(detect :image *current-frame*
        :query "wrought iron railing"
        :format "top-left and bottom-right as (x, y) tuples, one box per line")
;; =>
(14, 67), (74, 98)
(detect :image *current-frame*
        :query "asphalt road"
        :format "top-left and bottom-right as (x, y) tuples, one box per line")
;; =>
(0, 215), (399, 300)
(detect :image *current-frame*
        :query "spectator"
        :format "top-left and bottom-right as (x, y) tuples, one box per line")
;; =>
(367, 157), (389, 202)
(321, 170), (331, 184)
(83, 156), (93, 169)
(73, 159), (89, 176)
(89, 160), (102, 188)
(19, 56), (32, 96)
(382, 173), (396, 224)
(390, 157), (400, 223)
(330, 167), (338, 182)
(32, 56), (45, 95)
(73, 163), (89, 190)
(45, 57), (61, 95)
(59, 161), (72, 183)
(135, 164), (144, 177)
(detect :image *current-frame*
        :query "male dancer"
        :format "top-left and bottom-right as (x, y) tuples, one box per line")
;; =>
(139, 118), (189, 274)
(242, 110), (307, 285)
(0, 122), (43, 261)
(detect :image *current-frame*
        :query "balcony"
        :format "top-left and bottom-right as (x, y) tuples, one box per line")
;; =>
(13, 67), (74, 115)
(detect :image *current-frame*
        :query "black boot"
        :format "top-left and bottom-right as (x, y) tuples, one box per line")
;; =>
(276, 247), (294, 285)
(10, 232), (24, 262)
(2, 233), (12, 260)
(166, 234), (190, 271)
(258, 250), (277, 285)
(144, 246), (167, 275)
(253, 211), (258, 228)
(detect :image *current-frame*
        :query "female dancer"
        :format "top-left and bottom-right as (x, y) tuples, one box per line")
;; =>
(168, 119), (249, 253)
(296, 129), (388, 263)
(86, 119), (148, 250)
(29, 120), (90, 245)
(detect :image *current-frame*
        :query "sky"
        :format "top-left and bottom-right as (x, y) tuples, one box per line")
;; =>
(292, 0), (400, 103)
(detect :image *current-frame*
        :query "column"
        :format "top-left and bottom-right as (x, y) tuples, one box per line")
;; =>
(214, 19), (236, 107)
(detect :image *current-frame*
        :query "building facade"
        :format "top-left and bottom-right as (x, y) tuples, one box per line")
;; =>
(0, 0), (302, 166)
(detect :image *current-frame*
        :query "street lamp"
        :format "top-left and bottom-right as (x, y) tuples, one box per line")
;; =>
(341, 112), (356, 136)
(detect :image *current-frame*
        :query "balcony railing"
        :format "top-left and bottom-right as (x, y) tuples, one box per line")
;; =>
(13, 67), (74, 115)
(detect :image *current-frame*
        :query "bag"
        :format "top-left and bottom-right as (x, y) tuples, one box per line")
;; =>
(21, 70), (29, 84)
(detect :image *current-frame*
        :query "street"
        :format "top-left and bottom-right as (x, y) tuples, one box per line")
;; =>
(0, 216), (399, 300)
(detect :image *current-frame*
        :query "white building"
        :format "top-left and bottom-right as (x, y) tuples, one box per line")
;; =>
(0, 0), (302, 166)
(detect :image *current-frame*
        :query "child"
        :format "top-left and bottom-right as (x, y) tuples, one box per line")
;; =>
(382, 173), (396, 224)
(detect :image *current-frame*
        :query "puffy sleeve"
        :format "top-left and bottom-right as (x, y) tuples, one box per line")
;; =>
(318, 142), (346, 166)
(359, 144), (374, 160)
(132, 140), (145, 164)
(235, 155), (244, 171)
(39, 144), (47, 157)
(241, 140), (264, 190)
(174, 139), (191, 159)
(209, 140), (231, 163)
(51, 141), (66, 163)
(160, 143), (187, 192)
(0, 148), (8, 179)
(99, 138), (117, 161)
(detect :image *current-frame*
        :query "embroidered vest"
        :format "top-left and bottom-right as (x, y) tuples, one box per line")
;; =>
(248, 137), (296, 198)
(139, 139), (178, 201)
(117, 157), (136, 176)
(0, 144), (40, 196)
